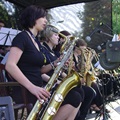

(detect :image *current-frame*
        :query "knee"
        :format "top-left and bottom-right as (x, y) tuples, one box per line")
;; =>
(90, 87), (96, 97)
(63, 90), (82, 108)
(69, 91), (82, 108)
(87, 87), (96, 98)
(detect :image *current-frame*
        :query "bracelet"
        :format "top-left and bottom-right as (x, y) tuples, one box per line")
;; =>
(50, 62), (55, 70)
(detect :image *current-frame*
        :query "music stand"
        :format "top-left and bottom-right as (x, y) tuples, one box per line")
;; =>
(0, 96), (15, 120)
(0, 27), (20, 47)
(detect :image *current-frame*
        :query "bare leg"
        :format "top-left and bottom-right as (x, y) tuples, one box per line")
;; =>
(53, 103), (81, 120)
(67, 103), (81, 120)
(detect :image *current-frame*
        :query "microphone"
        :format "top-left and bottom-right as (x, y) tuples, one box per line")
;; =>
(97, 45), (102, 50)
(85, 36), (91, 42)
(97, 30), (113, 37)
(97, 42), (106, 50)
(100, 22), (113, 32)
(85, 22), (112, 42)
(85, 28), (99, 42)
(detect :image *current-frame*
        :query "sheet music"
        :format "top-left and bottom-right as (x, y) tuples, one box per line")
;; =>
(0, 27), (21, 46)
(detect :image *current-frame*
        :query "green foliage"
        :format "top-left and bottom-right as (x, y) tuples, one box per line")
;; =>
(0, 4), (10, 26)
(0, 1), (21, 29)
(112, 0), (120, 34)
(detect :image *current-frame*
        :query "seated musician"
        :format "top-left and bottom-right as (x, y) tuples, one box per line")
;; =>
(74, 39), (110, 115)
(5, 4), (50, 108)
(56, 32), (96, 120)
(39, 25), (84, 120)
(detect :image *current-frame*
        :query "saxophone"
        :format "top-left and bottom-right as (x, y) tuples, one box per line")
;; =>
(77, 47), (97, 86)
(85, 48), (97, 86)
(27, 33), (82, 120)
(40, 70), (81, 120)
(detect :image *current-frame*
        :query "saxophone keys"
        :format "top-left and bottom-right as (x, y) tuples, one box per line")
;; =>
(47, 107), (56, 115)
(54, 93), (63, 102)
(47, 94), (63, 116)
(40, 99), (44, 104)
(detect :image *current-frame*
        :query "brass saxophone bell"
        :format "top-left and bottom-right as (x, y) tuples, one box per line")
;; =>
(86, 71), (95, 87)
(87, 71), (96, 81)
(69, 36), (75, 41)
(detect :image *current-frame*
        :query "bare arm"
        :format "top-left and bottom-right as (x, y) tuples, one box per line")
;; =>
(42, 73), (62, 85)
(41, 74), (50, 82)
(40, 58), (60, 73)
(41, 64), (53, 73)
(5, 47), (50, 101)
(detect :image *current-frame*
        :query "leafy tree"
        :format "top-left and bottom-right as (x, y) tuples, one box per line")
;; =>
(77, 0), (112, 53)
(112, 0), (120, 34)
(0, 0), (23, 29)
(0, 3), (11, 27)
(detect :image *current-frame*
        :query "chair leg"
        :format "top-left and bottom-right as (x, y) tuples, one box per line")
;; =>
(26, 103), (33, 115)
(14, 109), (18, 120)
(20, 108), (25, 119)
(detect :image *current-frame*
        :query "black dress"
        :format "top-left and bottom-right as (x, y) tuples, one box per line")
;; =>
(43, 42), (84, 108)
(7, 31), (46, 104)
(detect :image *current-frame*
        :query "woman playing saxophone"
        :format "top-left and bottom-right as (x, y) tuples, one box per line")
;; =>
(55, 31), (96, 120)
(39, 25), (83, 120)
(5, 6), (81, 120)
(5, 5), (51, 108)
(73, 39), (108, 113)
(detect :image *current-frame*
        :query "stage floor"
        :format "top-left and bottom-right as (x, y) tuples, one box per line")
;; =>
(17, 98), (120, 120)
(86, 98), (120, 120)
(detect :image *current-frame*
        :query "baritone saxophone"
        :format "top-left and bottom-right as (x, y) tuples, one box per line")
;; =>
(40, 70), (81, 120)
(77, 47), (97, 86)
(27, 31), (82, 120)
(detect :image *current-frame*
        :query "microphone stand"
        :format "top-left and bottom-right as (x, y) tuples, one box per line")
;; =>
(95, 70), (112, 120)
(98, 30), (113, 38)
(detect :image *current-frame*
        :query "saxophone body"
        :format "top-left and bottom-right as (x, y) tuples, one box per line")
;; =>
(85, 48), (97, 86)
(85, 71), (96, 87)
(40, 70), (81, 120)
(27, 70), (81, 120)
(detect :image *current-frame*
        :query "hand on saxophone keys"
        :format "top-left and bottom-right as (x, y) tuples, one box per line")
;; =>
(52, 55), (67, 68)
(30, 85), (51, 103)
(64, 58), (75, 69)
(52, 58), (61, 68)
(39, 99), (45, 104)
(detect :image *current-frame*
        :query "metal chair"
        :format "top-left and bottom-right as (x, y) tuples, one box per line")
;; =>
(0, 96), (15, 120)
(0, 63), (32, 119)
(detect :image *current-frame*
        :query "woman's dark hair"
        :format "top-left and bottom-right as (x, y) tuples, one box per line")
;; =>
(20, 5), (47, 30)
(59, 30), (71, 38)
(75, 39), (87, 47)
(53, 30), (71, 55)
